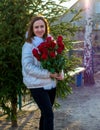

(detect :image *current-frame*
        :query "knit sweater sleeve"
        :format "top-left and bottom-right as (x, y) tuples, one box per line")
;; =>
(21, 43), (50, 78)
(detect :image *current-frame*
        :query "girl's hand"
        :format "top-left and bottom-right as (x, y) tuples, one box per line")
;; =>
(50, 72), (64, 80)
(50, 73), (58, 78)
(56, 73), (64, 80)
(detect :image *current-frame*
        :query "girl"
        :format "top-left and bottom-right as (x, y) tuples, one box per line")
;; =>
(21, 15), (63, 130)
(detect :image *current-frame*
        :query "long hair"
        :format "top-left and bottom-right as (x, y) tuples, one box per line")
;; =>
(26, 16), (49, 43)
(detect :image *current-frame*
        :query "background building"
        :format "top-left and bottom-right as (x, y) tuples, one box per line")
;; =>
(60, 0), (100, 44)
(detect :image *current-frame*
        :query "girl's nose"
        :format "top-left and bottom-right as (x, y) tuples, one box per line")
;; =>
(38, 27), (42, 31)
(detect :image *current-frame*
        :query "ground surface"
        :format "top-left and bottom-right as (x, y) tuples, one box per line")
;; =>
(54, 71), (100, 130)
(0, 72), (100, 130)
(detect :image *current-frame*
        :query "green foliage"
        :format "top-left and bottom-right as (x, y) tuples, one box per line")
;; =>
(50, 9), (82, 98)
(0, 0), (81, 126)
(0, 0), (29, 125)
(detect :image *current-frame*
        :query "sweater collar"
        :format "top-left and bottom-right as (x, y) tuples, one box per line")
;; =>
(32, 36), (44, 47)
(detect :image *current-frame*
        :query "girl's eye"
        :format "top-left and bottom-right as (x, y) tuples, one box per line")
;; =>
(35, 26), (39, 29)
(34, 25), (44, 29)
(40, 25), (44, 28)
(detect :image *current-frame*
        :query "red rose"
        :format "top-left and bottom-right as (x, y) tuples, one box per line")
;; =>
(57, 35), (63, 41)
(57, 47), (63, 54)
(46, 36), (52, 43)
(32, 49), (38, 56)
(42, 48), (48, 55)
(57, 41), (64, 50)
(46, 42), (51, 48)
(32, 49), (40, 61)
(49, 51), (56, 58)
(50, 41), (56, 48)
(57, 36), (64, 50)
(38, 42), (46, 53)
(41, 53), (48, 60)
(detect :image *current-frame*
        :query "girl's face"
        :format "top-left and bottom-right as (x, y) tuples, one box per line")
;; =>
(33, 20), (46, 38)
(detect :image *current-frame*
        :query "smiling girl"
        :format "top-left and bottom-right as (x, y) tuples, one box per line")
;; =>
(21, 15), (63, 130)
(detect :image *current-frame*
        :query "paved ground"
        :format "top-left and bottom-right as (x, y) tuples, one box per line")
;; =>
(0, 72), (100, 130)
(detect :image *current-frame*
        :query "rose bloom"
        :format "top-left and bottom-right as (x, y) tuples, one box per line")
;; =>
(32, 49), (40, 61)
(38, 42), (46, 53)
(50, 41), (56, 49)
(49, 51), (56, 58)
(57, 41), (64, 50)
(41, 53), (48, 60)
(57, 36), (63, 41)
(57, 47), (63, 54)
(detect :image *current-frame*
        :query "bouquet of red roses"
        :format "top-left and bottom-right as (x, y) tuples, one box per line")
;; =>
(32, 35), (66, 73)
(32, 36), (72, 98)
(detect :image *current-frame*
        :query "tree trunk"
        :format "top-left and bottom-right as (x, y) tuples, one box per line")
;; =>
(11, 95), (18, 127)
(84, 0), (95, 86)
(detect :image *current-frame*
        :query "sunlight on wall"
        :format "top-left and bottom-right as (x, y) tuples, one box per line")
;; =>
(84, 0), (90, 9)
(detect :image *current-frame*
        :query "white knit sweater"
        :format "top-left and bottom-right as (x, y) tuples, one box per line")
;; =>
(21, 36), (57, 90)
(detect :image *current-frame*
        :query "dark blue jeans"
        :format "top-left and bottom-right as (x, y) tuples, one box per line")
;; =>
(30, 87), (56, 130)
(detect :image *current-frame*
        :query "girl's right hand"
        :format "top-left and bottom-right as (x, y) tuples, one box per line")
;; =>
(50, 71), (64, 80)
(55, 73), (64, 80)
(50, 73), (58, 78)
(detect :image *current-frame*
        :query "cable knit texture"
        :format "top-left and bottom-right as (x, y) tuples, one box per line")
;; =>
(21, 36), (57, 90)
